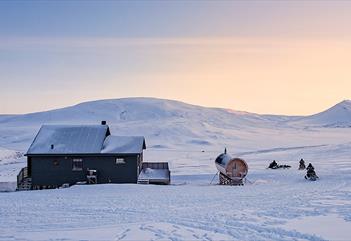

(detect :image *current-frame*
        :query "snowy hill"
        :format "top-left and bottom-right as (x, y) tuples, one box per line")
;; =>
(0, 98), (350, 152)
(0, 97), (280, 126)
(2, 98), (350, 128)
(290, 100), (351, 127)
(0, 98), (291, 151)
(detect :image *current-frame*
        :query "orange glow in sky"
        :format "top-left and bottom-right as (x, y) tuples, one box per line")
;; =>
(1, 2), (351, 115)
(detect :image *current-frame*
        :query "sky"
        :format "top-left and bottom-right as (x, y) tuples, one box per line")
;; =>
(1, 1), (351, 115)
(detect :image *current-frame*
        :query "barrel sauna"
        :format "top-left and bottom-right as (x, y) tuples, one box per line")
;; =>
(215, 150), (248, 185)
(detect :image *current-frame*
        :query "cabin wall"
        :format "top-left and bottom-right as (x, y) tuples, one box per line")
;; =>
(30, 154), (142, 187)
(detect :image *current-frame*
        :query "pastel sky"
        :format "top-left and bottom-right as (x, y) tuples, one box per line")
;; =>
(1, 1), (351, 115)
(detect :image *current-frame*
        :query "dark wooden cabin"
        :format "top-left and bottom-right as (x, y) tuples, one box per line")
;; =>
(17, 122), (146, 190)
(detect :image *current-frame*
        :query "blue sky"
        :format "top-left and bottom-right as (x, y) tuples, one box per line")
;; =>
(2, 1), (350, 38)
(1, 1), (351, 114)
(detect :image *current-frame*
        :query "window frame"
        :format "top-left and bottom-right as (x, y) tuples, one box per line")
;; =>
(115, 157), (125, 165)
(72, 158), (83, 171)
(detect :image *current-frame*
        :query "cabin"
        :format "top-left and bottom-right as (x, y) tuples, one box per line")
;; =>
(17, 122), (146, 190)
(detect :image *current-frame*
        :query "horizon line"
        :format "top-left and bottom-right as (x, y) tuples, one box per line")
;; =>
(1, 96), (348, 117)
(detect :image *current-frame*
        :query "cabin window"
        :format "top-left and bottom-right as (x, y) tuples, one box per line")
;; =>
(115, 158), (125, 164)
(53, 160), (59, 166)
(72, 158), (83, 171)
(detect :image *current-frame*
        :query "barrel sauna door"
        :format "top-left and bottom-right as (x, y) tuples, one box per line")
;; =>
(232, 161), (245, 177)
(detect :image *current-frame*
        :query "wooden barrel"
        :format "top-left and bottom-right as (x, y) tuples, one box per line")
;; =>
(215, 153), (248, 182)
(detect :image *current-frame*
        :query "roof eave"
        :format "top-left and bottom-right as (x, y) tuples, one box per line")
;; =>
(26, 152), (143, 157)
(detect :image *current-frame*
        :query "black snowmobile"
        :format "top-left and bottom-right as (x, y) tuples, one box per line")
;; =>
(268, 160), (291, 169)
(304, 163), (319, 181)
(298, 159), (306, 170)
(268, 160), (278, 169)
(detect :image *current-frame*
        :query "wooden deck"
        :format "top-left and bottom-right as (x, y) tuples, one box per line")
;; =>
(138, 162), (171, 185)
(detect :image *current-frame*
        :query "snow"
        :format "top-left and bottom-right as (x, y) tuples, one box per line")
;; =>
(27, 125), (109, 154)
(282, 214), (351, 241)
(0, 97), (351, 240)
(0, 182), (16, 192)
(2, 170), (350, 240)
(138, 167), (169, 180)
(0, 147), (23, 162)
(291, 100), (351, 127)
(0, 147), (24, 182)
(8, 222), (235, 241)
(26, 125), (145, 155)
(101, 135), (145, 154)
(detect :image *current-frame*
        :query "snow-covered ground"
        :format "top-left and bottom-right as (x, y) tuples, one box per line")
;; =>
(0, 98), (351, 241)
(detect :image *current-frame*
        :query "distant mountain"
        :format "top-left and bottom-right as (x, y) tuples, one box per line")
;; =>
(1, 98), (350, 129)
(0, 98), (292, 151)
(0, 98), (283, 127)
(290, 100), (351, 127)
(0, 98), (350, 151)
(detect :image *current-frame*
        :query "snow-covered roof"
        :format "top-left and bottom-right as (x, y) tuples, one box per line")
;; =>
(27, 125), (110, 155)
(101, 135), (146, 154)
(26, 124), (146, 155)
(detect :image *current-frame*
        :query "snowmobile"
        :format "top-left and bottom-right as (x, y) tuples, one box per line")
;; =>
(305, 172), (319, 181)
(268, 160), (278, 169)
(304, 163), (319, 181)
(268, 160), (291, 169)
(298, 159), (306, 170)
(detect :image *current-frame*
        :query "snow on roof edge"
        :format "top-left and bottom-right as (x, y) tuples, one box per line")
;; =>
(26, 124), (145, 155)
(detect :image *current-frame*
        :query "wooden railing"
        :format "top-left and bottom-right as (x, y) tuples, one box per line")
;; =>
(142, 162), (169, 170)
(17, 167), (28, 185)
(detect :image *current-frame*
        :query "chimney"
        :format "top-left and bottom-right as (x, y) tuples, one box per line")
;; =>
(51, 144), (54, 150)
(101, 121), (107, 125)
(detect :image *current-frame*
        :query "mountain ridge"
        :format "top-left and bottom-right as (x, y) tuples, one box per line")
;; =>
(0, 97), (350, 128)
(290, 99), (351, 127)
